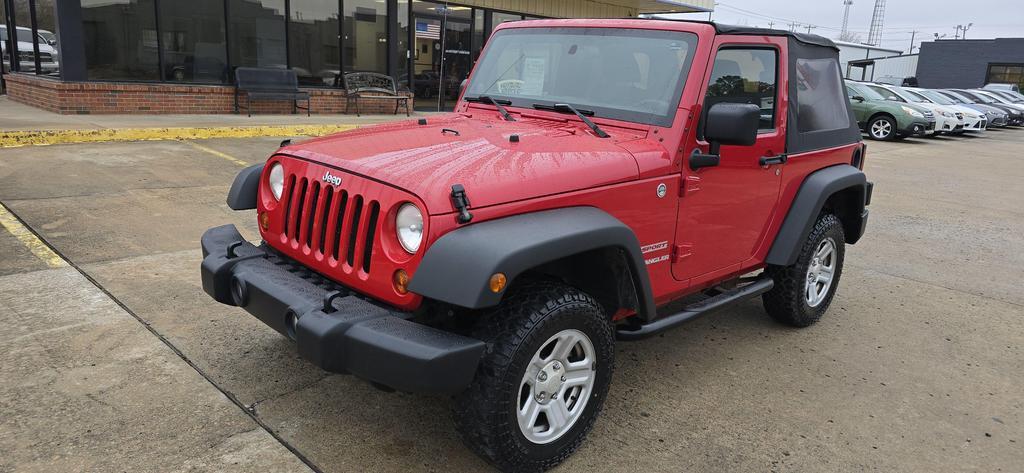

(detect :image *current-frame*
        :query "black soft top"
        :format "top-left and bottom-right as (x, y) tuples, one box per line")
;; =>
(713, 23), (837, 50)
(650, 19), (838, 50)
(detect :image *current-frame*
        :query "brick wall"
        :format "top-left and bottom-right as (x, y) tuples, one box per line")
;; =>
(4, 73), (414, 115)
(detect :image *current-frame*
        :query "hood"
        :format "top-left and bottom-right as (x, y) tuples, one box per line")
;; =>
(281, 114), (647, 214)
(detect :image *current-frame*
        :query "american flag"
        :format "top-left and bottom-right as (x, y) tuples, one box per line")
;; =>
(416, 21), (441, 40)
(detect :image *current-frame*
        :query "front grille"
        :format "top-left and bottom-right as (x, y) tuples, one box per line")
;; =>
(281, 174), (381, 273)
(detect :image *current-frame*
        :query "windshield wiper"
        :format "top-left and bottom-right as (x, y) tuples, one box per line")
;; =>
(533, 103), (609, 138)
(465, 95), (516, 121)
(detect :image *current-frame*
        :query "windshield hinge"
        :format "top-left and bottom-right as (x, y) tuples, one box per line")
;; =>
(450, 184), (473, 224)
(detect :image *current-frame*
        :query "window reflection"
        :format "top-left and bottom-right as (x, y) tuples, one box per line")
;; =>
(343, 0), (386, 73)
(81, 0), (159, 80)
(159, 0), (227, 83)
(228, 0), (286, 71)
(289, 0), (339, 87)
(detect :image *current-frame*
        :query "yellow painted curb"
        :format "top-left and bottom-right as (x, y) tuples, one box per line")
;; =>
(0, 202), (67, 268)
(0, 124), (360, 148)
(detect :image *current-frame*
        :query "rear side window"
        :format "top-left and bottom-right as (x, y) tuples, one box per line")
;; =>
(795, 58), (850, 132)
(705, 48), (778, 130)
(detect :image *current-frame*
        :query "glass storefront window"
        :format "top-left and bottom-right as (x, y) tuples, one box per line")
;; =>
(396, 0), (410, 86)
(228, 0), (286, 72)
(343, 0), (387, 73)
(81, 0), (160, 80)
(491, 11), (521, 29)
(159, 0), (227, 83)
(289, 0), (340, 87)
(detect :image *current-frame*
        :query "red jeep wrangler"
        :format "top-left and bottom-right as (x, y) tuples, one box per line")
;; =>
(201, 19), (871, 472)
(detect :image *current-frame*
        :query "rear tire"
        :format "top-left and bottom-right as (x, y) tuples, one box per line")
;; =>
(867, 115), (897, 141)
(452, 280), (614, 472)
(762, 213), (846, 327)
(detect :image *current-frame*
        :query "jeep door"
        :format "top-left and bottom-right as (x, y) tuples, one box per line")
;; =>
(672, 37), (786, 285)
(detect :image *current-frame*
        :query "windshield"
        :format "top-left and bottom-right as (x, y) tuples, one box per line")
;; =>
(916, 90), (954, 105)
(895, 88), (929, 103)
(959, 90), (994, 103)
(848, 82), (886, 101)
(940, 91), (969, 104)
(866, 84), (903, 102)
(465, 27), (698, 127)
(979, 91), (1010, 104)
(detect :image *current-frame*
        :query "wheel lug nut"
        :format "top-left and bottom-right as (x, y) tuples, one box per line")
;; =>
(560, 376), (566, 382)
(537, 392), (546, 400)
(538, 372), (548, 381)
(553, 362), (561, 371)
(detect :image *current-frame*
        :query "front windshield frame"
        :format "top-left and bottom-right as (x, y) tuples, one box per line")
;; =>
(465, 27), (699, 127)
(895, 88), (929, 103)
(865, 84), (904, 102)
(959, 90), (994, 103)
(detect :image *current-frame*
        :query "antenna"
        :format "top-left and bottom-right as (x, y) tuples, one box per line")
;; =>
(867, 0), (886, 46)
(841, 0), (853, 37)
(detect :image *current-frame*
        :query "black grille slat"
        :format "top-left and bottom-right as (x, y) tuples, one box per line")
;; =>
(305, 182), (320, 249)
(361, 202), (380, 273)
(346, 196), (364, 267)
(331, 191), (349, 261)
(293, 178), (308, 240)
(282, 175), (296, 237)
(318, 187), (334, 254)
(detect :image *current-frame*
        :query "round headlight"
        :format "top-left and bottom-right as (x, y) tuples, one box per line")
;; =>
(396, 203), (424, 254)
(268, 163), (284, 200)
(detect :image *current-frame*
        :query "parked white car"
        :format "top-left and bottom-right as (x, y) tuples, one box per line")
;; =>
(908, 88), (988, 132)
(866, 83), (964, 135)
(0, 25), (60, 74)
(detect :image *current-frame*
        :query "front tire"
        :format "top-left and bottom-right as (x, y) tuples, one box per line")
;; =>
(452, 280), (615, 472)
(762, 213), (846, 327)
(867, 115), (897, 141)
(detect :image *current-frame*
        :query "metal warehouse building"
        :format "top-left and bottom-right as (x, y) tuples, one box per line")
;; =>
(916, 37), (1024, 90)
(1, 0), (711, 114)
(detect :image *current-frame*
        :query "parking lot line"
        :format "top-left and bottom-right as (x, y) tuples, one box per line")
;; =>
(0, 203), (67, 268)
(0, 125), (360, 148)
(182, 140), (250, 167)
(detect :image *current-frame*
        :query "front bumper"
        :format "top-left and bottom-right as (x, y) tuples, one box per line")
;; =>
(901, 120), (935, 136)
(200, 224), (485, 394)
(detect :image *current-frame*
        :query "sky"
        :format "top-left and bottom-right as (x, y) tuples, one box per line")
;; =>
(664, 0), (1024, 54)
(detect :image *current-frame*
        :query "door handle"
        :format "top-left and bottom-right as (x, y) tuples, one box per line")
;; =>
(759, 154), (788, 166)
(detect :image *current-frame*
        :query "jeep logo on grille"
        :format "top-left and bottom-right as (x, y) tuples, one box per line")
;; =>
(322, 171), (342, 186)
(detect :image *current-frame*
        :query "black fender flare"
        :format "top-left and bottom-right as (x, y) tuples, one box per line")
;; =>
(408, 207), (656, 319)
(226, 163), (264, 210)
(766, 164), (869, 266)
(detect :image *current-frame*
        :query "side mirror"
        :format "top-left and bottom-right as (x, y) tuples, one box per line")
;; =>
(705, 102), (760, 147)
(886, 96), (901, 102)
(691, 102), (760, 170)
(852, 95), (865, 102)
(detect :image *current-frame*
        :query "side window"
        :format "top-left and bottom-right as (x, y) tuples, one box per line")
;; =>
(705, 48), (778, 130)
(795, 58), (850, 132)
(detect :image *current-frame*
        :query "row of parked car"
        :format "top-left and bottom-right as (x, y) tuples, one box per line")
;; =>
(844, 80), (1024, 141)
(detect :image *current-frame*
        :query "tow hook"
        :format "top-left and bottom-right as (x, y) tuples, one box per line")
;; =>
(450, 184), (474, 224)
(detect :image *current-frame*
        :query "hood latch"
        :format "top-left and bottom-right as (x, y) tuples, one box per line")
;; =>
(450, 184), (473, 224)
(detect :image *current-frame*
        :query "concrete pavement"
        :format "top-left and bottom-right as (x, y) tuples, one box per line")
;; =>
(0, 129), (1021, 471)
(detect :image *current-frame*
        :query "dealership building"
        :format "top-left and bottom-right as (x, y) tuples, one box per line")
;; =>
(0, 0), (711, 114)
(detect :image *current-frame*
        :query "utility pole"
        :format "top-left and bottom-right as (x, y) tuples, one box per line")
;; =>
(788, 21), (801, 32)
(841, 0), (854, 37)
(767, 21), (775, 29)
(805, 25), (818, 34)
(908, 30), (918, 53)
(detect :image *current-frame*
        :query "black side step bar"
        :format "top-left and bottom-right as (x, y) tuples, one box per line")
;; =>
(616, 278), (775, 341)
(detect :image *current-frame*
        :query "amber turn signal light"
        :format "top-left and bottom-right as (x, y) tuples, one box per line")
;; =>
(393, 269), (410, 295)
(259, 212), (270, 231)
(489, 273), (507, 293)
